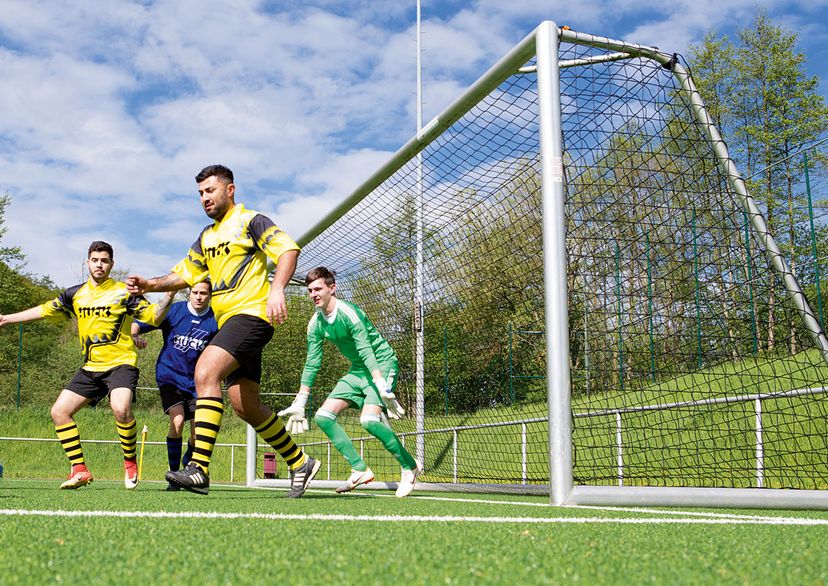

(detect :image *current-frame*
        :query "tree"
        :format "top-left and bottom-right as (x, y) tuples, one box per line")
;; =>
(689, 12), (828, 354)
(0, 194), (24, 266)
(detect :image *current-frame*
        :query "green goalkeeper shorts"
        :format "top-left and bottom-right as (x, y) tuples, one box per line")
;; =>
(329, 360), (399, 409)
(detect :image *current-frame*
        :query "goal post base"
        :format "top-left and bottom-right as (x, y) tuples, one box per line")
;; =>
(568, 485), (828, 510)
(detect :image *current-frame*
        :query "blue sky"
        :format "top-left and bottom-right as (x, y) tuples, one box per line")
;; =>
(1, 0), (827, 288)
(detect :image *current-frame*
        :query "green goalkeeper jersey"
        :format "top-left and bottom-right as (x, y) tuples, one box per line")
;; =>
(300, 299), (396, 389)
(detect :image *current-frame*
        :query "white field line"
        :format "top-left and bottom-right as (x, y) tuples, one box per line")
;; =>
(1, 508), (828, 526)
(302, 490), (828, 522)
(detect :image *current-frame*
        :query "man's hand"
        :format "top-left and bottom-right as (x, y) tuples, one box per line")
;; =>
(132, 335), (148, 350)
(266, 288), (288, 326)
(277, 391), (309, 435)
(126, 275), (149, 295)
(374, 377), (405, 420)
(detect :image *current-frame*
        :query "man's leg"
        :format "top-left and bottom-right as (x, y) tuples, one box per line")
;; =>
(359, 403), (417, 470)
(189, 345), (237, 474)
(110, 387), (139, 489)
(183, 420), (195, 467)
(228, 379), (307, 471)
(314, 398), (375, 493)
(228, 378), (320, 497)
(51, 389), (93, 489)
(166, 404), (186, 472)
(165, 346), (236, 494)
(314, 398), (368, 471)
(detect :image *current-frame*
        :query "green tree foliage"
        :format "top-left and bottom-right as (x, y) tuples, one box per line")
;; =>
(689, 13), (828, 354)
(0, 195), (65, 405)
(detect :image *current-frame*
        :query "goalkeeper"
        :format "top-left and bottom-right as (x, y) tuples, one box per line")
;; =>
(279, 266), (422, 497)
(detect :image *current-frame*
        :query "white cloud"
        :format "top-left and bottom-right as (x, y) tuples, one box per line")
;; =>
(0, 0), (825, 290)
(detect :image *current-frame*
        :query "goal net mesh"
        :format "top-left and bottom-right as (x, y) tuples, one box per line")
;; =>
(266, 36), (828, 492)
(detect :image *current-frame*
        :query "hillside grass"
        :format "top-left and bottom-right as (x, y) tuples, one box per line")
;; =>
(2, 348), (827, 490)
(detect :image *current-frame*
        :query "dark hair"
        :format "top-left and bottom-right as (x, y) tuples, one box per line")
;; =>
(192, 279), (212, 292)
(195, 164), (234, 184)
(88, 240), (114, 260)
(305, 266), (336, 287)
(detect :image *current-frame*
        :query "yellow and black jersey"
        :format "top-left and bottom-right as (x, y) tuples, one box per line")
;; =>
(39, 278), (163, 372)
(172, 203), (300, 328)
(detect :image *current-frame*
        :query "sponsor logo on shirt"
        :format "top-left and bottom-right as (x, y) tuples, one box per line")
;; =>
(77, 306), (112, 317)
(203, 241), (232, 259)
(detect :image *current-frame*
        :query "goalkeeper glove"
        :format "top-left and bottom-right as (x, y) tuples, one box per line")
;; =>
(374, 377), (405, 420)
(277, 392), (309, 435)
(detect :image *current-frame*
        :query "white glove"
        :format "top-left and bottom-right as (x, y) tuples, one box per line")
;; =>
(374, 377), (405, 420)
(277, 392), (309, 435)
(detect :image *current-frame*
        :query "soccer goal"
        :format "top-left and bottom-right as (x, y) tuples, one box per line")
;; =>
(248, 21), (828, 508)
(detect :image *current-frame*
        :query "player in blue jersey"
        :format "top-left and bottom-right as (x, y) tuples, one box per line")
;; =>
(132, 281), (218, 490)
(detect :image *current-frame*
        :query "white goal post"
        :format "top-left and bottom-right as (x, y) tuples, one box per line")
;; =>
(247, 21), (828, 508)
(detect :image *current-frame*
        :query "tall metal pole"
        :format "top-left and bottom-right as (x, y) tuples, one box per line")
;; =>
(414, 0), (426, 464)
(17, 324), (23, 410)
(536, 21), (573, 506)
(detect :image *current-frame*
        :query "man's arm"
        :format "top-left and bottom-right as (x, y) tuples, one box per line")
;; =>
(153, 290), (176, 323)
(130, 322), (148, 350)
(126, 273), (187, 295)
(0, 306), (44, 328)
(267, 249), (298, 325)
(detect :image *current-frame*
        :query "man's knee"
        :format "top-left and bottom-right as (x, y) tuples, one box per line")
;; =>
(360, 413), (387, 435)
(50, 403), (69, 425)
(314, 408), (338, 432)
(193, 365), (222, 393)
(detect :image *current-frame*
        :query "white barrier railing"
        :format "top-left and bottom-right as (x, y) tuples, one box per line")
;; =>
(0, 437), (246, 482)
(253, 385), (827, 487)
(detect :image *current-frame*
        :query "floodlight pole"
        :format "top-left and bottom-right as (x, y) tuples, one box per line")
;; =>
(536, 21), (574, 506)
(414, 0), (426, 463)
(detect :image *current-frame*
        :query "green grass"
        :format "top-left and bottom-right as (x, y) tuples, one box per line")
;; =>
(1, 479), (828, 584)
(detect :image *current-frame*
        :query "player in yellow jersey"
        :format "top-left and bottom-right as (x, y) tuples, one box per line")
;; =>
(126, 164), (319, 497)
(0, 241), (170, 489)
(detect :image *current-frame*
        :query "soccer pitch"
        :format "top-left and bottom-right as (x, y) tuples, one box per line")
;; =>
(2, 480), (828, 584)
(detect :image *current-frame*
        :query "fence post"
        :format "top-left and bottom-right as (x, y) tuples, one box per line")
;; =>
(805, 152), (824, 328)
(615, 242), (623, 391)
(743, 211), (759, 355)
(755, 398), (764, 488)
(692, 207), (703, 368)
(508, 322), (514, 403)
(647, 234), (655, 382)
(17, 324), (23, 410)
(452, 430), (458, 483)
(521, 422), (527, 484)
(443, 326), (449, 414)
(615, 412), (624, 486)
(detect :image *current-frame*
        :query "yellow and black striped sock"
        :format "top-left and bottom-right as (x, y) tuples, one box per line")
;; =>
(116, 419), (137, 461)
(192, 397), (224, 474)
(255, 413), (306, 471)
(55, 422), (85, 467)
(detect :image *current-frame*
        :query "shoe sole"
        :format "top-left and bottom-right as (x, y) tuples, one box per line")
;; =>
(60, 478), (93, 490)
(335, 472), (375, 494)
(287, 458), (321, 498)
(396, 461), (423, 498)
(165, 470), (209, 495)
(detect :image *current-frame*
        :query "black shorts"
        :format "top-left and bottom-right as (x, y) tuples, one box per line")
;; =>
(66, 365), (139, 407)
(159, 385), (197, 419)
(210, 314), (274, 385)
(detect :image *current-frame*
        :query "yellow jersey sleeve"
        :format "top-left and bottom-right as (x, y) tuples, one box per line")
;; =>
(39, 285), (81, 323)
(248, 214), (300, 264)
(172, 227), (211, 286)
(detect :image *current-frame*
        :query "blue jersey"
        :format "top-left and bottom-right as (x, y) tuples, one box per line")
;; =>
(137, 301), (218, 396)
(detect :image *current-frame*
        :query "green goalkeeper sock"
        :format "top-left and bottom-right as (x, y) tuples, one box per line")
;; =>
(314, 409), (368, 471)
(361, 414), (417, 470)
